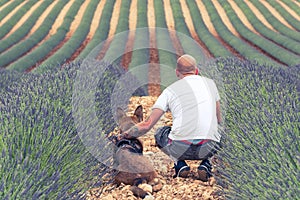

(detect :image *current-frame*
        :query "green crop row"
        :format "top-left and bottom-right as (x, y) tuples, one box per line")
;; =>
(6, 0), (83, 72)
(35, 0), (101, 73)
(250, 0), (300, 42)
(281, 0), (300, 16)
(1, 0), (298, 71)
(235, 1), (300, 55)
(185, 0), (232, 58)
(127, 0), (149, 95)
(0, 0), (9, 7)
(267, 0), (300, 31)
(0, 0), (38, 39)
(103, 0), (131, 65)
(170, 0), (218, 65)
(0, 1), (52, 54)
(218, 0), (300, 66)
(153, 0), (177, 89)
(0, 0), (69, 71)
(75, 0), (116, 60)
(202, 0), (278, 66)
(0, 0), (24, 22)
(115, 0), (131, 34)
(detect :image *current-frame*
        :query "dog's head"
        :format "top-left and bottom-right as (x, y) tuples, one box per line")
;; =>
(116, 105), (143, 134)
(111, 105), (144, 154)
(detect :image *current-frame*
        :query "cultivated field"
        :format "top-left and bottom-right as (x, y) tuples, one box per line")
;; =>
(0, 1), (299, 200)
(0, 1), (299, 74)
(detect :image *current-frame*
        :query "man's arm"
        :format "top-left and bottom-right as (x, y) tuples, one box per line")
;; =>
(124, 108), (164, 138)
(216, 100), (222, 124)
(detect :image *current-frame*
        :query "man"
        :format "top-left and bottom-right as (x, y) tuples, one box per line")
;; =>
(123, 54), (222, 181)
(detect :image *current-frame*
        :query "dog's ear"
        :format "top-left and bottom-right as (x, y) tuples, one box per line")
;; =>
(116, 107), (126, 123)
(134, 105), (143, 122)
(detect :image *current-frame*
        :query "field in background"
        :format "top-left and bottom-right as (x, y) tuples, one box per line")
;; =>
(0, 0), (299, 73)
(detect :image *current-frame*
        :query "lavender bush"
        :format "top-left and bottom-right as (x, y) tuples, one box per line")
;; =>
(0, 61), (135, 199)
(214, 58), (299, 199)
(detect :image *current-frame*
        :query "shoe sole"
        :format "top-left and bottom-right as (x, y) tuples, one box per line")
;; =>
(175, 166), (190, 178)
(197, 169), (208, 182)
(179, 169), (190, 178)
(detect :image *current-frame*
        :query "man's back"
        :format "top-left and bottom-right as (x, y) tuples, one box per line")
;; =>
(154, 75), (220, 142)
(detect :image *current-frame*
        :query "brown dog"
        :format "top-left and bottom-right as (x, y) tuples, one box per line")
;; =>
(112, 105), (159, 198)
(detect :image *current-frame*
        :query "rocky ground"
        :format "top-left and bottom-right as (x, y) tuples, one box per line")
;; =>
(85, 96), (224, 200)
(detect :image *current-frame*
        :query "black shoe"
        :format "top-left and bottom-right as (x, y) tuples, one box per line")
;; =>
(173, 160), (190, 178)
(197, 159), (212, 182)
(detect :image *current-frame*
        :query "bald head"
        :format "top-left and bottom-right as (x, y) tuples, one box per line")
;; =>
(176, 54), (197, 74)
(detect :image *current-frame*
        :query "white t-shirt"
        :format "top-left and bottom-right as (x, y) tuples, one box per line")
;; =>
(153, 75), (221, 142)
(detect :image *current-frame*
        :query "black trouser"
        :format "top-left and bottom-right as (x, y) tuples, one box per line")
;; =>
(154, 126), (220, 161)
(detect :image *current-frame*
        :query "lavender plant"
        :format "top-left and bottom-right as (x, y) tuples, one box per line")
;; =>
(214, 58), (299, 199)
(0, 62), (130, 199)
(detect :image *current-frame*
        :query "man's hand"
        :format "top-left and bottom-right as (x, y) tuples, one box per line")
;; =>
(123, 125), (140, 139)
(122, 109), (164, 139)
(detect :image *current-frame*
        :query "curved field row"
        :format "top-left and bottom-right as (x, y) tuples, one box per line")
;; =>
(215, 0), (300, 65)
(67, 0), (108, 62)
(2, 1), (43, 39)
(0, 0), (299, 74)
(95, 0), (121, 61)
(0, 0), (73, 69)
(34, 0), (92, 71)
(120, 0), (138, 69)
(193, 0), (237, 57)
(0, 1), (53, 54)
(163, 0), (184, 57)
(0, 0), (10, 10)
(2, 0), (84, 72)
(0, 1), (26, 27)
(260, 1), (295, 30)
(180, 0), (213, 58)
(235, 1), (300, 55)
(0, 0), (36, 39)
